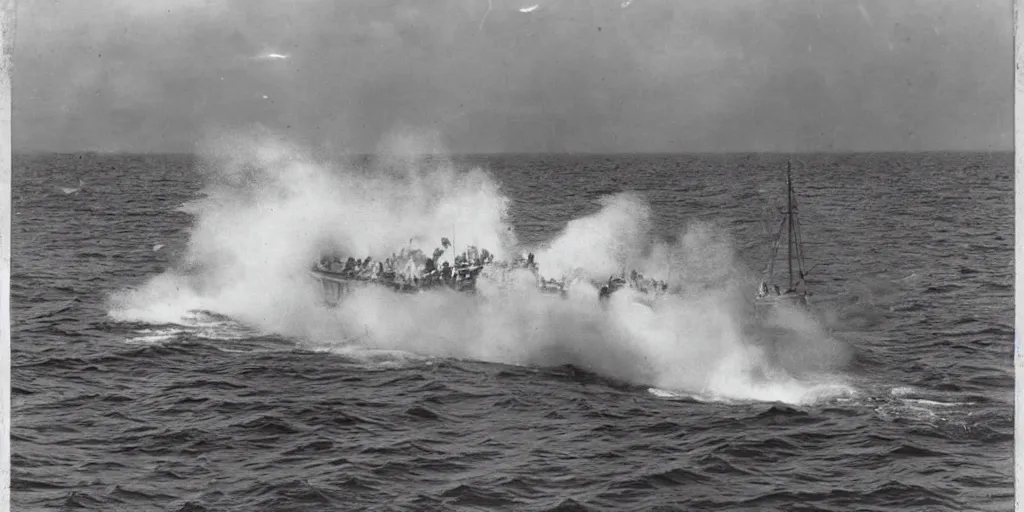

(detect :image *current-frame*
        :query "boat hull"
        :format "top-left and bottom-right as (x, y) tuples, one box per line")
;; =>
(309, 265), (484, 306)
(752, 292), (810, 319)
(310, 269), (368, 306)
(312, 264), (661, 307)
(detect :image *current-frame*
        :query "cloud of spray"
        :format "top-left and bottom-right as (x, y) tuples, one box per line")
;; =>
(529, 196), (750, 299)
(530, 193), (653, 280)
(110, 129), (854, 405)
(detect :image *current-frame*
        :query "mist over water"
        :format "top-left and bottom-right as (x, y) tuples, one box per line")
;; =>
(109, 130), (854, 405)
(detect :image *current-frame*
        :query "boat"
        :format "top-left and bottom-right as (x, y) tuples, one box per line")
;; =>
(310, 241), (667, 307)
(310, 256), (487, 306)
(754, 160), (812, 311)
(598, 271), (669, 303)
(309, 245), (560, 306)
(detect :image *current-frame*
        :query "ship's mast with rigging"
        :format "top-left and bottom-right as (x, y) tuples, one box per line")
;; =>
(787, 160), (794, 291)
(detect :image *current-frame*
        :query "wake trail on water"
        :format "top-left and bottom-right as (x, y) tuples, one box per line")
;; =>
(108, 128), (857, 405)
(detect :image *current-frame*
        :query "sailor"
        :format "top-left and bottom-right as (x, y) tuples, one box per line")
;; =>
(409, 248), (426, 266)
(435, 237), (455, 269)
(403, 257), (418, 281)
(441, 261), (453, 283)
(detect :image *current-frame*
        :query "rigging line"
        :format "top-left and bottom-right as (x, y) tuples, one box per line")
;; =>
(766, 216), (786, 277)
(786, 161), (794, 289)
(795, 217), (807, 278)
(791, 186), (807, 279)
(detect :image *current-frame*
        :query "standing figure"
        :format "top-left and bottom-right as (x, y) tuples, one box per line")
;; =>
(435, 237), (455, 269)
(441, 261), (453, 284)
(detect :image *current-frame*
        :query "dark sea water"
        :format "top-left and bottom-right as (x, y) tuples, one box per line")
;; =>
(11, 150), (1014, 511)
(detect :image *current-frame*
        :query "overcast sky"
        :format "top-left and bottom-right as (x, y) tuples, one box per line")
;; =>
(14, 0), (1013, 154)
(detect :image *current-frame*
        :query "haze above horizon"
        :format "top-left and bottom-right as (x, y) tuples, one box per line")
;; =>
(15, 0), (1012, 154)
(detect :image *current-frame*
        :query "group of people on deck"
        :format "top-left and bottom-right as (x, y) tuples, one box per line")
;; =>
(316, 237), (497, 290)
(316, 238), (681, 300)
(626, 269), (670, 294)
(598, 269), (670, 300)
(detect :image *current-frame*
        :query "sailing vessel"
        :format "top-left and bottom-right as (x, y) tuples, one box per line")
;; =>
(754, 160), (811, 310)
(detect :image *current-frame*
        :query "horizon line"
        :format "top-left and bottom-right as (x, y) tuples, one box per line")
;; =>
(11, 149), (1015, 158)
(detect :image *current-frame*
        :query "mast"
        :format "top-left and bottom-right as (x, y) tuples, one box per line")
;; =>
(787, 160), (794, 290)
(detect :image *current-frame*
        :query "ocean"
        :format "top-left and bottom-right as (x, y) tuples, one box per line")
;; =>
(11, 148), (1014, 511)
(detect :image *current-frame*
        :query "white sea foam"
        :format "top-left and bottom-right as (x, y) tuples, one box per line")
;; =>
(109, 128), (856, 405)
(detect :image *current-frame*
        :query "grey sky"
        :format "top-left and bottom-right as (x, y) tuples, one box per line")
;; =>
(14, 0), (1013, 154)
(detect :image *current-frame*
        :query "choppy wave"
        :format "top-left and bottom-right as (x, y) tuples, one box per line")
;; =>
(13, 147), (1013, 511)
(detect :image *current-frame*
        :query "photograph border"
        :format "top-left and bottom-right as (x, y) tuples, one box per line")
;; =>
(1, 0), (14, 510)
(0, 1), (1017, 511)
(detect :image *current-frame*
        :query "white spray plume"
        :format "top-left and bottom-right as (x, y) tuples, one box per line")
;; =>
(531, 193), (652, 281)
(110, 128), (855, 405)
